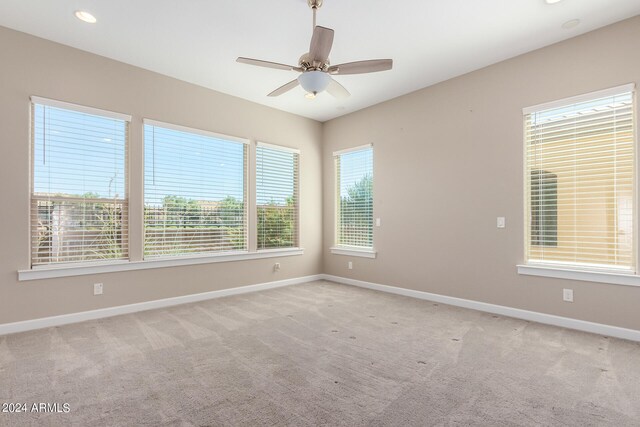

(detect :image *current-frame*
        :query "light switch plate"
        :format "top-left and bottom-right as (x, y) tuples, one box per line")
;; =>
(376, 218), (381, 227)
(497, 217), (506, 228)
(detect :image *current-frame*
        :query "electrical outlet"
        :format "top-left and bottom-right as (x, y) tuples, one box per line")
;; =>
(497, 217), (506, 228)
(274, 263), (281, 272)
(94, 283), (103, 296)
(563, 288), (573, 302)
(348, 261), (353, 270)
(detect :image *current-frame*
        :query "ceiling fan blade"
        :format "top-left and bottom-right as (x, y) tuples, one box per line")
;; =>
(309, 26), (334, 63)
(267, 79), (300, 97)
(237, 57), (301, 72)
(328, 59), (393, 75)
(326, 78), (350, 99)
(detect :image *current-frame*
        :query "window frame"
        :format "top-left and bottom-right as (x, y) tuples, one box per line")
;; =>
(519, 83), (639, 284)
(331, 144), (376, 258)
(29, 96), (131, 268)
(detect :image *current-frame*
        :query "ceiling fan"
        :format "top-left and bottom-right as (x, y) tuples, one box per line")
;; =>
(237, 0), (393, 99)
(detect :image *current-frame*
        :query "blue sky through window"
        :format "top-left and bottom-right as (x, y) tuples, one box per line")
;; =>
(33, 104), (126, 199)
(143, 124), (245, 206)
(339, 148), (373, 197)
(531, 93), (632, 125)
(256, 146), (296, 206)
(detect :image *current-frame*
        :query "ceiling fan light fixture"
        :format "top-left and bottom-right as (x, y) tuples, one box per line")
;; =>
(298, 70), (331, 95)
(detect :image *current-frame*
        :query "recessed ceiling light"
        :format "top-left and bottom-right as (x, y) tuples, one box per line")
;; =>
(545, 0), (563, 4)
(562, 19), (581, 29)
(74, 10), (97, 24)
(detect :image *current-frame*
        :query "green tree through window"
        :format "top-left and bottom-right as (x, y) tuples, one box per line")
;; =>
(256, 144), (299, 250)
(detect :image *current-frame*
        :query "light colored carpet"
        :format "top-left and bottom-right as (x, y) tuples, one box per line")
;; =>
(1, 280), (639, 426)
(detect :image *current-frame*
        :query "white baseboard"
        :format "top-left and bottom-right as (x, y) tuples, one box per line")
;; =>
(4, 273), (638, 343)
(0, 274), (323, 336)
(321, 274), (640, 342)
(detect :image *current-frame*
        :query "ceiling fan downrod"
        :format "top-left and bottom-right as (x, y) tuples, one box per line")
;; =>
(308, 0), (323, 29)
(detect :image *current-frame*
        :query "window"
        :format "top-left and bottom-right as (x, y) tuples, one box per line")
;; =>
(334, 145), (373, 249)
(524, 85), (635, 272)
(144, 120), (248, 258)
(256, 143), (299, 249)
(31, 98), (129, 266)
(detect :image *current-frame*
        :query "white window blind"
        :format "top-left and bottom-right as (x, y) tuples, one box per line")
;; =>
(31, 99), (129, 266)
(524, 86), (635, 271)
(256, 143), (299, 250)
(335, 145), (373, 248)
(144, 121), (248, 258)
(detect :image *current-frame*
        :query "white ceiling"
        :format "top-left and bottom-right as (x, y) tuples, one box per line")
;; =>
(0, 0), (638, 122)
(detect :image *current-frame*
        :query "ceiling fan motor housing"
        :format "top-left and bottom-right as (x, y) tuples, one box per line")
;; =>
(299, 53), (329, 71)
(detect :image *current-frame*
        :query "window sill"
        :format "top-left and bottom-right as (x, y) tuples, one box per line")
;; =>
(517, 264), (640, 287)
(18, 248), (304, 281)
(330, 246), (377, 259)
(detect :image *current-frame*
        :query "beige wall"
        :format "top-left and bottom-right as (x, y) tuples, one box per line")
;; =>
(0, 26), (323, 324)
(322, 16), (640, 331)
